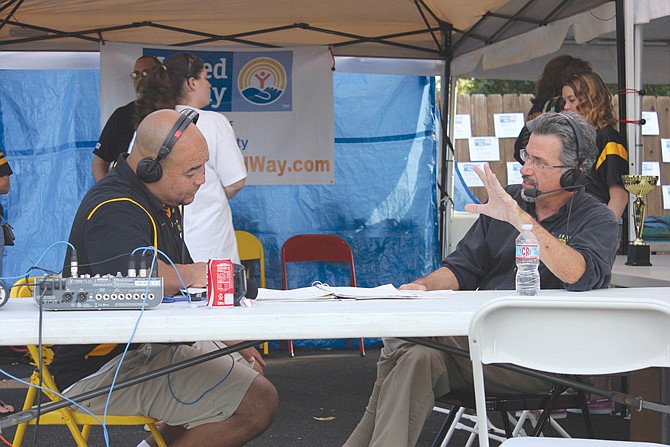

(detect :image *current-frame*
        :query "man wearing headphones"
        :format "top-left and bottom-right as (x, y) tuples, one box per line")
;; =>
(53, 109), (277, 447)
(344, 112), (620, 447)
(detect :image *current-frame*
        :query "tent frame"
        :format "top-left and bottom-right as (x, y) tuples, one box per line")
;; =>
(1, 0), (640, 261)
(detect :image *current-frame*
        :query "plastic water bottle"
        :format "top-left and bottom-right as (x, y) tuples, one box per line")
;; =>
(515, 224), (540, 296)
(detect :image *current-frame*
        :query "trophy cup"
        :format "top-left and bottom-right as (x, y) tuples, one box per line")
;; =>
(622, 174), (659, 266)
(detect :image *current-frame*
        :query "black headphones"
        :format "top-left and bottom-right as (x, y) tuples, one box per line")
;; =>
(558, 112), (586, 189)
(136, 108), (200, 183)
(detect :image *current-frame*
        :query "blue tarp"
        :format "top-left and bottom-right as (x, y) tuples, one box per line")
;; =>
(453, 162), (480, 211)
(0, 69), (99, 281)
(0, 69), (439, 347)
(232, 73), (440, 291)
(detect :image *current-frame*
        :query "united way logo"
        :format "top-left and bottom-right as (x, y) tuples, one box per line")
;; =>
(238, 57), (287, 105)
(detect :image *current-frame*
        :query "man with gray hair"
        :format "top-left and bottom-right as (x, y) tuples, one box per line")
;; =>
(344, 112), (619, 447)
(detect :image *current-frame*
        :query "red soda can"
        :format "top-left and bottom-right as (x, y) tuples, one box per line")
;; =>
(207, 259), (234, 306)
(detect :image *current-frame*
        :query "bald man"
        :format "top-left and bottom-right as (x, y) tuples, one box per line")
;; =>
(54, 109), (277, 447)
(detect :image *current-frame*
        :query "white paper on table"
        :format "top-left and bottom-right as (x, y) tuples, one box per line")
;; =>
(506, 162), (523, 185)
(663, 185), (670, 210)
(642, 111), (660, 135)
(642, 161), (661, 180)
(317, 284), (454, 300)
(468, 137), (500, 161)
(255, 284), (455, 301)
(459, 162), (487, 187)
(493, 113), (525, 138)
(453, 114), (472, 140)
(255, 286), (334, 301)
(662, 139), (670, 163)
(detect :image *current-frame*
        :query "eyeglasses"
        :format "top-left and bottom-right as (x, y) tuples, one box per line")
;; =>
(519, 149), (572, 170)
(184, 54), (195, 80)
(130, 70), (148, 80)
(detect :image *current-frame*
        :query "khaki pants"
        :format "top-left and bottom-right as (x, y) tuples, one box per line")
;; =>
(64, 341), (258, 429)
(344, 336), (552, 447)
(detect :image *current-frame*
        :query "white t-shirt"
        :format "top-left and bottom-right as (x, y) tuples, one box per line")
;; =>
(176, 105), (247, 264)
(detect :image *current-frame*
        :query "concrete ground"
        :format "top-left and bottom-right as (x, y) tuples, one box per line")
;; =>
(0, 346), (630, 446)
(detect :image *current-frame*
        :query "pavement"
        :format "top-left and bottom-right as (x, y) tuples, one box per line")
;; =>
(0, 346), (630, 446)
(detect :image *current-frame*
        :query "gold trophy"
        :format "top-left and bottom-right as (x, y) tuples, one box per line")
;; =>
(622, 174), (659, 266)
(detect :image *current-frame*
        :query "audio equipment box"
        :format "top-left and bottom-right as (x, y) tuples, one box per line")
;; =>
(33, 275), (164, 310)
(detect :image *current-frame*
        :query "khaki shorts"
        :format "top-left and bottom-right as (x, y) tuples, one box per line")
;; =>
(63, 341), (259, 429)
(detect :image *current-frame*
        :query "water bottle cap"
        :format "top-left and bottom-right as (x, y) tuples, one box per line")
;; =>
(522, 224), (533, 231)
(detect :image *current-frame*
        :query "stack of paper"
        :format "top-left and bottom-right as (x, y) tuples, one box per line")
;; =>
(256, 284), (453, 301)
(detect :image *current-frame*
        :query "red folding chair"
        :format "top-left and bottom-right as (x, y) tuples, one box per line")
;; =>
(281, 234), (365, 357)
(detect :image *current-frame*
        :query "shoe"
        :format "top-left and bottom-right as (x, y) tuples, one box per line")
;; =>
(0, 399), (14, 415)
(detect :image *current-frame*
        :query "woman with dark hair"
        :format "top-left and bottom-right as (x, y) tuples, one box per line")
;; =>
(562, 70), (629, 220)
(514, 55), (592, 164)
(136, 52), (247, 265)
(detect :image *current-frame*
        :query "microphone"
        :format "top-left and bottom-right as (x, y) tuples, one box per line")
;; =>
(245, 278), (259, 300)
(524, 184), (584, 198)
(232, 264), (259, 305)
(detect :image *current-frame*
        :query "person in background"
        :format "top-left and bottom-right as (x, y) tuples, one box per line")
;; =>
(0, 147), (12, 274)
(135, 52), (246, 264)
(514, 55), (592, 165)
(563, 70), (629, 220)
(91, 55), (161, 182)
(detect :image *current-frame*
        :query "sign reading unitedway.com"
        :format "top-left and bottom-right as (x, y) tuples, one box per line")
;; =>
(101, 43), (334, 185)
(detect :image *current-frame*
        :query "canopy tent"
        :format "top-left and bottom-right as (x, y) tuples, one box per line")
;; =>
(0, 1), (608, 59)
(1, 0), (666, 256)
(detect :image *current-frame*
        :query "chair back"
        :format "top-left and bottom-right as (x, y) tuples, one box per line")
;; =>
(235, 230), (266, 288)
(501, 437), (666, 446)
(469, 296), (670, 447)
(10, 277), (38, 298)
(281, 234), (356, 289)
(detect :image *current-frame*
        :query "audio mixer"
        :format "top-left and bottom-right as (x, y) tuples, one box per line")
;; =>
(33, 275), (164, 310)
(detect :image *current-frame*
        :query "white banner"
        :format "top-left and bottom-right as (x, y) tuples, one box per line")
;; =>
(100, 42), (334, 185)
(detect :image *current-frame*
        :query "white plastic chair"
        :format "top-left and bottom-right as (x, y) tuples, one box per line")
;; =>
(468, 295), (670, 447)
(501, 438), (666, 446)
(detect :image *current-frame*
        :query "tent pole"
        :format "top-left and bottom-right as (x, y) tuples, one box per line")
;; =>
(623, 0), (637, 247)
(438, 21), (453, 262)
(615, 0), (629, 255)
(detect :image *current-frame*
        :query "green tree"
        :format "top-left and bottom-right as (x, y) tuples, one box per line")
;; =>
(457, 78), (534, 95)
(457, 77), (670, 98)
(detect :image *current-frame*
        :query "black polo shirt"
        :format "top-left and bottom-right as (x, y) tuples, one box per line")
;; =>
(93, 101), (136, 163)
(443, 184), (618, 292)
(585, 125), (629, 204)
(52, 154), (192, 390)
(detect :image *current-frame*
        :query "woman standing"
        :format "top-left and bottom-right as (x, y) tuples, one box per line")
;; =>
(562, 71), (629, 220)
(136, 52), (247, 264)
(514, 55), (591, 165)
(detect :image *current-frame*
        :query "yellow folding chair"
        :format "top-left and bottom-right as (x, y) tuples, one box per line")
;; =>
(10, 278), (166, 447)
(235, 230), (269, 355)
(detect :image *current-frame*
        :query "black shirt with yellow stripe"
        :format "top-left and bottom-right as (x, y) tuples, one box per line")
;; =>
(52, 153), (192, 390)
(585, 124), (629, 204)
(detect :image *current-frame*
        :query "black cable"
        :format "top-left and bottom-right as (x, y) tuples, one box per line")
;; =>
(180, 204), (186, 264)
(0, 0), (23, 32)
(0, 1), (20, 14)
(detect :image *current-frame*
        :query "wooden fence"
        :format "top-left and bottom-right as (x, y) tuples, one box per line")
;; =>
(453, 93), (670, 218)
